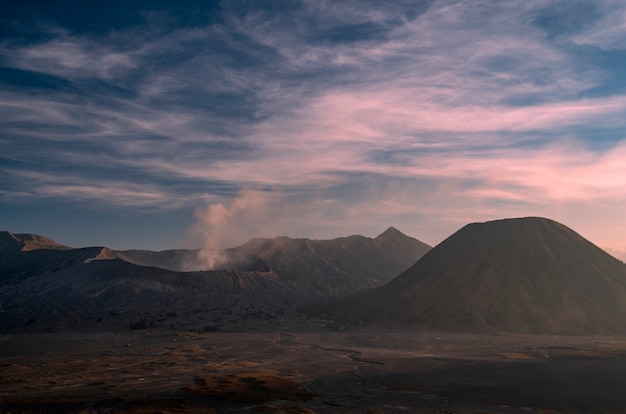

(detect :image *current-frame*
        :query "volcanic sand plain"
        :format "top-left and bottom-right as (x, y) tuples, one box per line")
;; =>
(2, 325), (626, 413)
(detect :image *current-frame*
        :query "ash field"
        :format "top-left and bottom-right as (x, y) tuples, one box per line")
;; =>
(2, 327), (626, 413)
(2, 217), (626, 413)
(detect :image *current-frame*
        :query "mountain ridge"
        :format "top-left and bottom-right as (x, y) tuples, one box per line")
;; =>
(321, 217), (626, 335)
(0, 227), (431, 332)
(0, 230), (71, 252)
(120, 228), (430, 275)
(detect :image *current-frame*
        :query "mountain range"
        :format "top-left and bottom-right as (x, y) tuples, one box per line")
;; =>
(0, 228), (430, 332)
(318, 217), (626, 335)
(4, 217), (626, 335)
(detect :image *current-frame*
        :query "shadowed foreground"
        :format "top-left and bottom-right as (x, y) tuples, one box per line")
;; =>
(1, 327), (626, 413)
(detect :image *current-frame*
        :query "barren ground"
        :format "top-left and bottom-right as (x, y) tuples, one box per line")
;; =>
(1, 325), (626, 413)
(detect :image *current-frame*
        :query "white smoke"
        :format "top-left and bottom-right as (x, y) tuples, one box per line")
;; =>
(188, 189), (286, 270)
(186, 187), (438, 271)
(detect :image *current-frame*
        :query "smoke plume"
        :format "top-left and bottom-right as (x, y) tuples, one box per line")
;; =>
(188, 190), (286, 270)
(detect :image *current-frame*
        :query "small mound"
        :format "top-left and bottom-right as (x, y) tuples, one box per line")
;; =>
(189, 369), (314, 404)
(256, 405), (317, 413)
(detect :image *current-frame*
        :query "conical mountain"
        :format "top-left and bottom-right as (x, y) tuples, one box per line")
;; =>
(334, 217), (626, 335)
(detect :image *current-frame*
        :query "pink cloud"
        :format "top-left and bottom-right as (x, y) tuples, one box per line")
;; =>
(570, 3), (626, 49)
(5, 170), (191, 209)
(299, 91), (626, 138)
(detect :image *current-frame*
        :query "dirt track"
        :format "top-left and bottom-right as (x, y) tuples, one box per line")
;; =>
(1, 327), (626, 413)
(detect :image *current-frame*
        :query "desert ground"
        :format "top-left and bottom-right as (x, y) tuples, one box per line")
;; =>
(2, 324), (626, 413)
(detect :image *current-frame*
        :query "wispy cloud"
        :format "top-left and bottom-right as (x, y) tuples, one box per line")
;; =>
(1, 0), (626, 250)
(569, 1), (626, 49)
(0, 170), (202, 210)
(9, 37), (137, 80)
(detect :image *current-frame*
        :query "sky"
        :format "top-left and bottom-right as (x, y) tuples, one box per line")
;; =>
(1, 0), (626, 259)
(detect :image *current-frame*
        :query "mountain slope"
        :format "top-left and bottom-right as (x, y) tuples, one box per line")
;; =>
(0, 231), (70, 253)
(120, 249), (201, 272)
(326, 218), (626, 335)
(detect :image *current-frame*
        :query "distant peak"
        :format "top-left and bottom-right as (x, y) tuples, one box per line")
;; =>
(84, 247), (122, 263)
(0, 231), (21, 247)
(0, 231), (70, 251)
(0, 230), (18, 240)
(376, 226), (405, 239)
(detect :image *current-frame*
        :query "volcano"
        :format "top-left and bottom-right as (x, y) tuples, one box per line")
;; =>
(329, 217), (626, 335)
(0, 228), (430, 331)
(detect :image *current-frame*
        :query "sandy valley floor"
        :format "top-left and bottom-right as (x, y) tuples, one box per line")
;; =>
(1, 326), (626, 413)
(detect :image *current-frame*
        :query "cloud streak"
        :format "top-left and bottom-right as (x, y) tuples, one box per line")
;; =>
(1, 0), (626, 255)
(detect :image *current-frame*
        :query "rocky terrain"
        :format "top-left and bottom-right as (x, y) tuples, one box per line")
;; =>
(3, 327), (626, 413)
(0, 228), (430, 332)
(5, 217), (626, 336)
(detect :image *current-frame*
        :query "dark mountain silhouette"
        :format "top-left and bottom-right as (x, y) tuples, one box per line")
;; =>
(324, 217), (626, 335)
(0, 228), (430, 331)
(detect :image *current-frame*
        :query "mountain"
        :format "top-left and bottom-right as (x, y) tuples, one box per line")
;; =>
(223, 227), (432, 294)
(0, 228), (430, 332)
(120, 226), (430, 278)
(118, 228), (431, 295)
(0, 230), (70, 253)
(323, 217), (626, 335)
